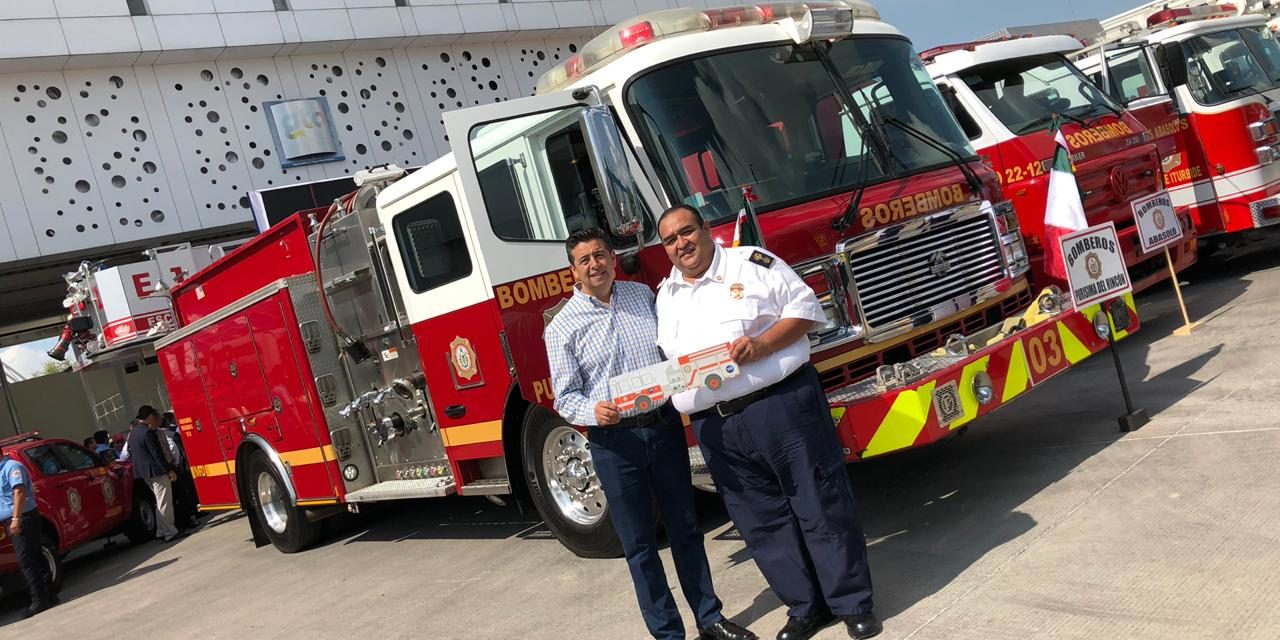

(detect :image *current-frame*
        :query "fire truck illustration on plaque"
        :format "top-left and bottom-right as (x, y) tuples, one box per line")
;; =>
(610, 343), (739, 412)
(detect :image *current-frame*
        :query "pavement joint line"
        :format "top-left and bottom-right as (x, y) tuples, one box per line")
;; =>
(900, 358), (1276, 640)
(1025, 426), (1280, 450)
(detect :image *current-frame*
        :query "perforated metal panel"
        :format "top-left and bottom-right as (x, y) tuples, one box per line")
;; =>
(215, 58), (318, 194)
(504, 37), (585, 97)
(340, 50), (428, 169)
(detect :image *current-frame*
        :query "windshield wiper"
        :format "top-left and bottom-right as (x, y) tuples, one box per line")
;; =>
(881, 115), (983, 197)
(1014, 110), (1086, 135)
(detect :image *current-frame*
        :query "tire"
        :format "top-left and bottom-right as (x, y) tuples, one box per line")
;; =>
(521, 408), (622, 559)
(705, 373), (723, 390)
(123, 485), (157, 545)
(247, 450), (321, 553)
(39, 530), (63, 595)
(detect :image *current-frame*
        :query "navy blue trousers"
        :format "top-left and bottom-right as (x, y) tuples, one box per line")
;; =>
(692, 364), (874, 618)
(589, 405), (724, 640)
(3, 510), (52, 605)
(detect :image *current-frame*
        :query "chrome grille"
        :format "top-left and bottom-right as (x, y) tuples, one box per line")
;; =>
(842, 204), (1005, 338)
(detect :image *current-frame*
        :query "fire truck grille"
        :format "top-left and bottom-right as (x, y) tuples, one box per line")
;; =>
(845, 209), (1005, 335)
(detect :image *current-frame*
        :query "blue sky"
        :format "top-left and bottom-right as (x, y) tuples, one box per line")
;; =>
(879, 0), (1146, 48)
(2, 338), (59, 381)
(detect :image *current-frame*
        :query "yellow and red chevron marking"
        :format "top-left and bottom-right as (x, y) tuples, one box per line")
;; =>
(832, 293), (1139, 461)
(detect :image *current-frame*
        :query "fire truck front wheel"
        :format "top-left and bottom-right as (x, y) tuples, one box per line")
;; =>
(522, 410), (623, 559)
(248, 450), (321, 553)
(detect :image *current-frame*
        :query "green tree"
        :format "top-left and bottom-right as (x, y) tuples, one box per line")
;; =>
(35, 361), (71, 377)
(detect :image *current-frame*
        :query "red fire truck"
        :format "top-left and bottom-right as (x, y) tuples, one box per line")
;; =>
(130, 0), (1140, 558)
(923, 35), (1198, 291)
(1072, 0), (1280, 241)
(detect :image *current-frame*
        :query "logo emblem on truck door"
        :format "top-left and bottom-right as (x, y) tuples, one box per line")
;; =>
(450, 336), (479, 380)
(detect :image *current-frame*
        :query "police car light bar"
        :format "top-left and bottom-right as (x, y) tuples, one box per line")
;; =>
(535, 0), (878, 94)
(1147, 2), (1239, 27)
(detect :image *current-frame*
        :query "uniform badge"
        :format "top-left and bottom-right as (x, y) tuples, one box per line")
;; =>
(748, 250), (775, 269)
(449, 336), (479, 380)
(729, 283), (745, 300)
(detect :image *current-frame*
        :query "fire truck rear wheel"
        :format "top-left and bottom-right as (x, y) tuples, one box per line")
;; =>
(248, 450), (321, 553)
(522, 410), (623, 559)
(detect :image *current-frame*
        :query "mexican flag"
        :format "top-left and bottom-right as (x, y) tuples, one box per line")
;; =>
(732, 185), (764, 248)
(1042, 119), (1088, 281)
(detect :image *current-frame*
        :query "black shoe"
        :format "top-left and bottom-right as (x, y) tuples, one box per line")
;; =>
(48, 593), (61, 606)
(22, 601), (52, 619)
(843, 613), (883, 639)
(699, 619), (758, 640)
(776, 611), (836, 640)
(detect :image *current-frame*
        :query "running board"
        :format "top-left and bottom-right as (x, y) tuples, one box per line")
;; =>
(689, 446), (716, 492)
(344, 478), (456, 502)
(459, 478), (511, 496)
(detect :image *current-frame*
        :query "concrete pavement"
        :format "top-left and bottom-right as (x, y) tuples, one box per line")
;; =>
(4, 240), (1280, 639)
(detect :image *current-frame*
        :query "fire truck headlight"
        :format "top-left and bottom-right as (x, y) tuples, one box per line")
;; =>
(1093, 310), (1112, 340)
(972, 371), (995, 405)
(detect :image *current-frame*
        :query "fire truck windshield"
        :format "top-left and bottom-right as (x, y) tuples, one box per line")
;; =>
(958, 54), (1122, 136)
(1182, 26), (1280, 106)
(624, 37), (974, 224)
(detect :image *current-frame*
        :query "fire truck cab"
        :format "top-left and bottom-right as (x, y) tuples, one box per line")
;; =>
(1072, 0), (1280, 238)
(151, 0), (1142, 559)
(923, 35), (1198, 292)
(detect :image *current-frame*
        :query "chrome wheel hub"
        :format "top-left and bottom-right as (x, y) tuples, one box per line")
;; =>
(541, 426), (606, 526)
(256, 471), (289, 534)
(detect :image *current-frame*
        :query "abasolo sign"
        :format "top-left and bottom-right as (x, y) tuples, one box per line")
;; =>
(1130, 190), (1183, 254)
(1060, 222), (1132, 309)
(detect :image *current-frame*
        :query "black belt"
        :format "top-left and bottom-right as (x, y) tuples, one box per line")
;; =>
(613, 409), (666, 429)
(693, 365), (810, 420)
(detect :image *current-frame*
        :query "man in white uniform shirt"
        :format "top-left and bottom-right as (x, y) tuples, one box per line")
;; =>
(655, 205), (880, 640)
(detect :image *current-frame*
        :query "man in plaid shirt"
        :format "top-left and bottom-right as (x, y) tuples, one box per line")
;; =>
(544, 227), (755, 640)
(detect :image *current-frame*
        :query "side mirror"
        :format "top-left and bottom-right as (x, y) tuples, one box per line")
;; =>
(578, 105), (645, 238)
(1157, 43), (1187, 89)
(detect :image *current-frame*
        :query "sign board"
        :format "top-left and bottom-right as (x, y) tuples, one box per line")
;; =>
(1060, 222), (1131, 308)
(94, 247), (214, 348)
(263, 97), (344, 168)
(1131, 189), (1183, 254)
(609, 343), (739, 413)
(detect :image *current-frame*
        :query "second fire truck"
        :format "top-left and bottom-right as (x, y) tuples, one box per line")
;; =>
(923, 35), (1198, 291)
(121, 0), (1141, 558)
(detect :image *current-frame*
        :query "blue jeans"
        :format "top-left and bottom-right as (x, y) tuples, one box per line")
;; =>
(589, 405), (724, 639)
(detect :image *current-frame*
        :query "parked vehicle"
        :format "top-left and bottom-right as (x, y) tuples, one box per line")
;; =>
(923, 34), (1198, 291)
(0, 434), (155, 597)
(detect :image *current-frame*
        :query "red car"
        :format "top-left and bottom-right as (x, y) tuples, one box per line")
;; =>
(0, 433), (155, 596)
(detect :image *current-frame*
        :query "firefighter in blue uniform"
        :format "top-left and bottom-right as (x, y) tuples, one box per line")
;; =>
(1, 442), (59, 618)
(655, 205), (880, 640)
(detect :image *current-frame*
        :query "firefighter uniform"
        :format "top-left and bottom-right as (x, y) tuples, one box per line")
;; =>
(656, 244), (875, 620)
(1, 455), (56, 614)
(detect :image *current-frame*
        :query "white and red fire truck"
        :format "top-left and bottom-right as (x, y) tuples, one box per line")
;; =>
(1071, 0), (1280, 239)
(922, 35), (1198, 291)
(62, 0), (1144, 558)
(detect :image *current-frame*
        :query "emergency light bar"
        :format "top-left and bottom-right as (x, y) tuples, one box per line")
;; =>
(1147, 2), (1238, 27)
(534, 0), (878, 94)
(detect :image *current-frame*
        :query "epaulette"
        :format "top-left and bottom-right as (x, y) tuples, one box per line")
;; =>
(748, 250), (775, 269)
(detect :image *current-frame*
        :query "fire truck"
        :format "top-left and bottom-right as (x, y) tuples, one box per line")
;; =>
(105, 0), (1143, 558)
(1070, 0), (1280, 240)
(922, 35), (1198, 292)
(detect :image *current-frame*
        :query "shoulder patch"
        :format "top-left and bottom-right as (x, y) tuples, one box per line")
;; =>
(748, 250), (775, 269)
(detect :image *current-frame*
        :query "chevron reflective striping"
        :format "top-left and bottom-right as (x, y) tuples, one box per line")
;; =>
(863, 381), (937, 457)
(950, 355), (991, 430)
(1057, 317), (1093, 365)
(1003, 340), (1030, 403)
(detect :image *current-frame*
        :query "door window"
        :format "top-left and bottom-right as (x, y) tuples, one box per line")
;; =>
(23, 445), (68, 475)
(53, 444), (99, 471)
(1104, 47), (1164, 103)
(392, 192), (472, 294)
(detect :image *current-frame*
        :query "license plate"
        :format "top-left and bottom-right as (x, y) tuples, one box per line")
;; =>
(932, 380), (964, 427)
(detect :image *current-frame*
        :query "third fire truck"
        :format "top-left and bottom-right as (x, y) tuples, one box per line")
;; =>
(923, 35), (1197, 291)
(1073, 0), (1280, 239)
(128, 0), (1141, 558)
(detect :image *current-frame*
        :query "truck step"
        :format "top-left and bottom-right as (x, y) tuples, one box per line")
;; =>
(459, 478), (511, 496)
(688, 446), (715, 491)
(344, 477), (456, 503)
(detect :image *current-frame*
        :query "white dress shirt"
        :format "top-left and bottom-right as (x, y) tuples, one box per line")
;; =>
(656, 244), (824, 414)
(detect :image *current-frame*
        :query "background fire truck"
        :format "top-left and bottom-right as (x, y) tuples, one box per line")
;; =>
(923, 35), (1198, 292)
(123, 0), (1142, 559)
(1071, 0), (1280, 241)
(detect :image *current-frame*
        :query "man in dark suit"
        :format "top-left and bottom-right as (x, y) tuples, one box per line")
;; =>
(127, 405), (181, 542)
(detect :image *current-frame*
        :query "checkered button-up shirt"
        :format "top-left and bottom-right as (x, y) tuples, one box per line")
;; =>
(544, 280), (664, 426)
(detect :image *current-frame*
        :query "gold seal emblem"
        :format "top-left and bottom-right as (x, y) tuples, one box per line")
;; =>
(1152, 209), (1167, 231)
(68, 487), (82, 514)
(1085, 252), (1103, 279)
(450, 336), (478, 380)
(102, 478), (115, 505)
(729, 283), (744, 300)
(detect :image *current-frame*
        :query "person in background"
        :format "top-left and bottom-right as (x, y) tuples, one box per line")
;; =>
(82, 437), (95, 450)
(93, 430), (118, 462)
(159, 412), (199, 529)
(126, 405), (182, 543)
(1, 442), (59, 617)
